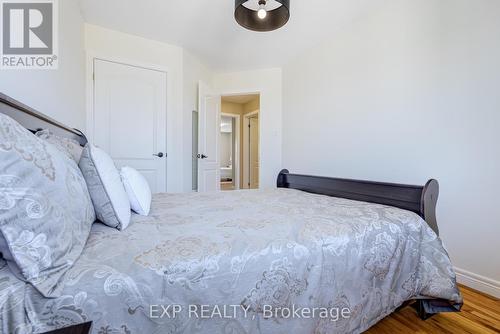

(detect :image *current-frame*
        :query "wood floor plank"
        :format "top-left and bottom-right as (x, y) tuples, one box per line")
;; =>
(365, 285), (500, 333)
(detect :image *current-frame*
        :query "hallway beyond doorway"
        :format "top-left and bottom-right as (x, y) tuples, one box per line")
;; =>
(220, 94), (260, 190)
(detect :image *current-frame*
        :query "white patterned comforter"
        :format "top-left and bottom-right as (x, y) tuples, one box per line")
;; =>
(0, 189), (462, 334)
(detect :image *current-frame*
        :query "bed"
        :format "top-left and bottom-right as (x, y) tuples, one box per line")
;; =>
(0, 93), (462, 334)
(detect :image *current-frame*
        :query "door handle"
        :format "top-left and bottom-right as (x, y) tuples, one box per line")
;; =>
(197, 154), (208, 159)
(153, 152), (164, 158)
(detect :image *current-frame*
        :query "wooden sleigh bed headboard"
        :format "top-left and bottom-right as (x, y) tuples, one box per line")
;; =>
(0, 92), (87, 146)
(277, 169), (440, 235)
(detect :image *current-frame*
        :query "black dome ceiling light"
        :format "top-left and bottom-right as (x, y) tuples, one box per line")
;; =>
(235, 0), (290, 32)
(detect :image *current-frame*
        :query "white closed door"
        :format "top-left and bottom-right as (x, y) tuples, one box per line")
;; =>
(197, 81), (221, 192)
(93, 59), (167, 193)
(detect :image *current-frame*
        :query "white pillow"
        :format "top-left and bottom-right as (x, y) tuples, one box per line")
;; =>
(79, 145), (131, 230)
(120, 167), (152, 216)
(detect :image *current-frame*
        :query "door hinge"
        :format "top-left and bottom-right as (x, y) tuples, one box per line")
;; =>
(92, 72), (95, 81)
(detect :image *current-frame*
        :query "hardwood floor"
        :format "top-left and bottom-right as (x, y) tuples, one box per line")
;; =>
(366, 285), (500, 333)
(221, 182), (235, 191)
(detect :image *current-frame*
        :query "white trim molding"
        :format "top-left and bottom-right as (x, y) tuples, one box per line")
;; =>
(455, 267), (500, 298)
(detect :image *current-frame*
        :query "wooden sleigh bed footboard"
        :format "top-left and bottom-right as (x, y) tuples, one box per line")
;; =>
(276, 169), (446, 320)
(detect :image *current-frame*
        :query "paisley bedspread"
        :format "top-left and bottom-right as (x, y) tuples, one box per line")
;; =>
(0, 189), (462, 334)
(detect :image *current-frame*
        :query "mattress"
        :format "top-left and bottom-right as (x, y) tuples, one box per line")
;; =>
(0, 188), (462, 334)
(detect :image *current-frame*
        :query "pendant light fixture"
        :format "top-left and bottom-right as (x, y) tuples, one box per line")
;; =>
(235, 0), (290, 32)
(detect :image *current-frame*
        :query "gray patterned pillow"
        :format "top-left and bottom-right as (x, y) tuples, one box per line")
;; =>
(0, 113), (95, 297)
(35, 129), (83, 163)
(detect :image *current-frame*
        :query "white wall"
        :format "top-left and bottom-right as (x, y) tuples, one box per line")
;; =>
(282, 0), (500, 296)
(0, 0), (85, 129)
(85, 24), (185, 192)
(215, 69), (282, 189)
(183, 50), (214, 191)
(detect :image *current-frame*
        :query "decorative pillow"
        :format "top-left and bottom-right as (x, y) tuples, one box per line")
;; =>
(35, 129), (83, 163)
(0, 113), (95, 297)
(79, 144), (131, 230)
(120, 167), (152, 216)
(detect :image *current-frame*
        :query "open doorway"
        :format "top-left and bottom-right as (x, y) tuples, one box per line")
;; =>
(220, 114), (240, 191)
(195, 83), (260, 192)
(220, 94), (260, 190)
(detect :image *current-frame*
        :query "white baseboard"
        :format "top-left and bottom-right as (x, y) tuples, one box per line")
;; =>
(454, 267), (500, 298)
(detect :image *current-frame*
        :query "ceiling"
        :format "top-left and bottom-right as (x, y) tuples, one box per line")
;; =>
(222, 94), (259, 104)
(79, 0), (387, 72)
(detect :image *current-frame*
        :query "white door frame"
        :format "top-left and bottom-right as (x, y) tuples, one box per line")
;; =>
(220, 112), (241, 190)
(86, 53), (171, 190)
(242, 110), (259, 189)
(219, 90), (261, 189)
